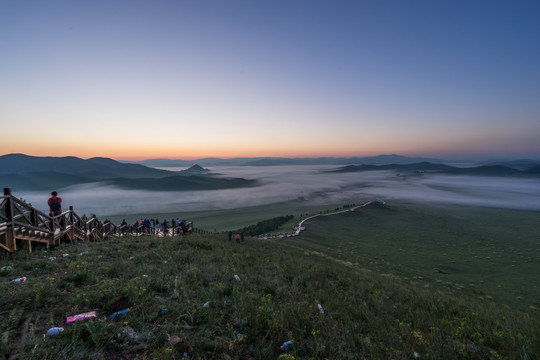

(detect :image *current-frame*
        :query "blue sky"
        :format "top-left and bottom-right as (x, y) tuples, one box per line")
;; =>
(1, 0), (539, 160)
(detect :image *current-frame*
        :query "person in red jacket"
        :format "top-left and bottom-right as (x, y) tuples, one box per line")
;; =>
(48, 191), (62, 216)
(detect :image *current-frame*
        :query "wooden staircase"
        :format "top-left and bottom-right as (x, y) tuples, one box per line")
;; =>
(1, 188), (127, 253)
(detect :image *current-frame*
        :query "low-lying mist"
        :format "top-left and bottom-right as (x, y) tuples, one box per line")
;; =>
(17, 165), (540, 217)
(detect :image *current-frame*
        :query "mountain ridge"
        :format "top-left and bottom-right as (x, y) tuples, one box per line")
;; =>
(0, 154), (250, 191)
(329, 162), (539, 177)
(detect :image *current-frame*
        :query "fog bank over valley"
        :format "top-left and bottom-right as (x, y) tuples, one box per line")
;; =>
(18, 165), (540, 217)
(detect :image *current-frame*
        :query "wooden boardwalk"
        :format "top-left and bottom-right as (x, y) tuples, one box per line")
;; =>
(0, 188), (193, 253)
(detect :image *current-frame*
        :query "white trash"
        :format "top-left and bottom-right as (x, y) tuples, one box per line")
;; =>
(46, 327), (64, 336)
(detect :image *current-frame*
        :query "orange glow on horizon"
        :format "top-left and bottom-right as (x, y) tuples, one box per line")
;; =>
(2, 146), (394, 161)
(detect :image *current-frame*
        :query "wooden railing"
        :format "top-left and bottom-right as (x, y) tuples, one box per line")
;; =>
(0, 188), (193, 253)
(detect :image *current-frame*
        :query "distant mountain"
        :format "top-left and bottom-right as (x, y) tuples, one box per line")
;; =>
(477, 159), (540, 171)
(0, 171), (93, 191)
(233, 154), (444, 166)
(129, 154), (443, 167)
(333, 162), (453, 173)
(0, 153), (174, 178)
(330, 162), (537, 177)
(127, 158), (194, 167)
(0, 154), (253, 191)
(179, 164), (210, 175)
(526, 165), (540, 174)
(131, 157), (256, 167)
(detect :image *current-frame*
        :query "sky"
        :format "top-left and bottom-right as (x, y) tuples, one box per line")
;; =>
(1, 0), (539, 161)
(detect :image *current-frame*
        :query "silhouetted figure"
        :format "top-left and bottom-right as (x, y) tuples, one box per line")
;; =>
(162, 220), (168, 236)
(48, 191), (62, 216)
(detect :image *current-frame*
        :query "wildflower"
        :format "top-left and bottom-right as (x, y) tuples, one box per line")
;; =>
(278, 355), (295, 360)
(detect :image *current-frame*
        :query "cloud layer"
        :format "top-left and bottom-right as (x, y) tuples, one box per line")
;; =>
(16, 165), (540, 217)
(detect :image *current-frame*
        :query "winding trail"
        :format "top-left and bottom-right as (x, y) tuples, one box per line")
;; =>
(258, 199), (386, 240)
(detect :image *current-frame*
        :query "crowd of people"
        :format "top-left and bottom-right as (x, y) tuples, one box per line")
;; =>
(227, 230), (244, 243)
(119, 218), (193, 236)
(48, 190), (193, 237)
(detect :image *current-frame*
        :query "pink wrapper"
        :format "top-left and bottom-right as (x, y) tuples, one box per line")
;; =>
(66, 311), (97, 324)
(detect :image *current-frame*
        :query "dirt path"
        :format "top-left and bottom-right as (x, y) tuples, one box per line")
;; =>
(258, 200), (386, 239)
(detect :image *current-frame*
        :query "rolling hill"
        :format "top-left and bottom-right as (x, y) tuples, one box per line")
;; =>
(0, 154), (255, 191)
(329, 161), (540, 177)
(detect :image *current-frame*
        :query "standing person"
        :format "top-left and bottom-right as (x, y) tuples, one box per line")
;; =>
(162, 219), (168, 236)
(240, 233), (244, 242)
(48, 191), (62, 216)
(235, 233), (240, 243)
(228, 231), (232, 241)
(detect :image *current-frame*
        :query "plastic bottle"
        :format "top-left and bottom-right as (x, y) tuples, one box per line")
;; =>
(11, 277), (26, 283)
(46, 327), (64, 336)
(280, 340), (294, 350)
(317, 303), (325, 314)
(234, 274), (241, 281)
(203, 301), (210, 308)
(109, 308), (130, 319)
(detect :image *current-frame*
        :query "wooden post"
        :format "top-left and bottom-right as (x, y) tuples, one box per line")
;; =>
(49, 210), (55, 243)
(31, 208), (39, 228)
(3, 188), (16, 252)
(68, 206), (75, 242)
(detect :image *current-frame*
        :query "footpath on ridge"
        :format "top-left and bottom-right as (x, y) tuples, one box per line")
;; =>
(258, 200), (386, 240)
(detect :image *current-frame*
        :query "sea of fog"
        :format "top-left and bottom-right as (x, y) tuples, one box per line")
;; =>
(17, 165), (540, 217)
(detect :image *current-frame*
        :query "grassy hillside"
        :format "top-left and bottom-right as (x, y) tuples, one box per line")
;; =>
(106, 201), (341, 232)
(1, 208), (538, 359)
(290, 202), (540, 312)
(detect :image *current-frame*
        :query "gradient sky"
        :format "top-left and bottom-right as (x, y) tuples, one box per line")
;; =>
(1, 0), (539, 160)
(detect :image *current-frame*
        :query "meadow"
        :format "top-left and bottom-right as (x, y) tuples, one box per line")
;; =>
(1, 201), (538, 359)
(287, 201), (540, 312)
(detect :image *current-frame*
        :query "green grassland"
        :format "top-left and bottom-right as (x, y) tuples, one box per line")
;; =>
(288, 202), (540, 312)
(1, 202), (539, 359)
(107, 201), (352, 232)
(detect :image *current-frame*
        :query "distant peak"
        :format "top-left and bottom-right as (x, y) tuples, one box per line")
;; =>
(182, 164), (209, 173)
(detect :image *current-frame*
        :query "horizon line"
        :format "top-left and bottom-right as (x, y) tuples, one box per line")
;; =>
(2, 152), (540, 163)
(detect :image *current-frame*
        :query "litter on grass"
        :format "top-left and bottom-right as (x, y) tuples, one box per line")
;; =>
(46, 327), (64, 336)
(123, 325), (140, 342)
(110, 308), (130, 319)
(66, 310), (97, 324)
(280, 340), (294, 350)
